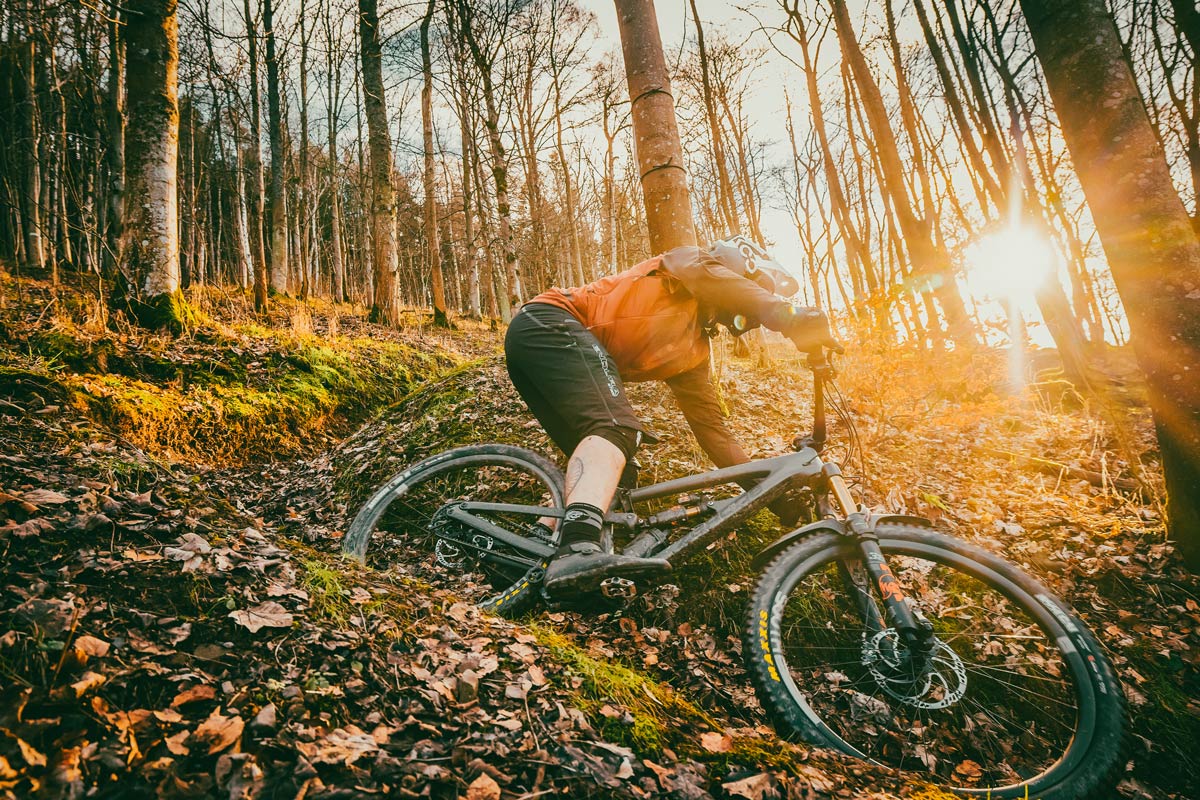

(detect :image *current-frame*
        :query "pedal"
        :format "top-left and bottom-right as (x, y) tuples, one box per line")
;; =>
(600, 577), (637, 598)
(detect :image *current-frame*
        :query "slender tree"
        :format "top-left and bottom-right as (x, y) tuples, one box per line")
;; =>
(263, 0), (289, 295)
(828, 0), (975, 346)
(359, 0), (400, 324)
(452, 0), (520, 320)
(421, 0), (450, 326)
(242, 0), (269, 311)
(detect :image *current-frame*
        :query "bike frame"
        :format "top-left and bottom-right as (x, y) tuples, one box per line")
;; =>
(443, 349), (937, 655)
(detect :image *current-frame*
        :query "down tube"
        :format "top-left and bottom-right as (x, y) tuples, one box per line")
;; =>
(643, 454), (823, 564)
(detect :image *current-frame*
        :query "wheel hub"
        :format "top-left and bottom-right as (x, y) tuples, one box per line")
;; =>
(862, 629), (967, 710)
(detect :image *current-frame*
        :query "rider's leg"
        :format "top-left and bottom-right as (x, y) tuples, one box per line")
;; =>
(564, 435), (625, 509)
(554, 434), (625, 549)
(505, 306), (667, 589)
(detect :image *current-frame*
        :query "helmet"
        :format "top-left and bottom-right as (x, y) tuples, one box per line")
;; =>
(706, 235), (799, 298)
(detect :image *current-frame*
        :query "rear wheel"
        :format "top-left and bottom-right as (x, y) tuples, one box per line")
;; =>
(343, 444), (564, 615)
(744, 523), (1124, 798)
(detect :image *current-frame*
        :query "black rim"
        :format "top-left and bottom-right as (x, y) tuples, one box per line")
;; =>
(767, 538), (1092, 796)
(362, 454), (562, 603)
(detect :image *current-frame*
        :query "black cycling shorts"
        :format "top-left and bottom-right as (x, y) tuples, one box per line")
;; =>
(504, 303), (646, 461)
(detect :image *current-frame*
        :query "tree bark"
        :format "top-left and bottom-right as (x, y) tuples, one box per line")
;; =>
(1020, 0), (1200, 568)
(359, 0), (400, 325)
(263, 0), (288, 295)
(118, 0), (184, 330)
(103, 10), (124, 285)
(613, 0), (696, 253)
(421, 0), (450, 326)
(242, 0), (269, 311)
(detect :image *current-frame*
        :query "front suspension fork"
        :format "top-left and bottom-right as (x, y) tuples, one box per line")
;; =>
(826, 468), (934, 654)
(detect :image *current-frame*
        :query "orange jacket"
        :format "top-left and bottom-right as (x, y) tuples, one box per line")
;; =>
(529, 246), (800, 383)
(529, 255), (706, 382)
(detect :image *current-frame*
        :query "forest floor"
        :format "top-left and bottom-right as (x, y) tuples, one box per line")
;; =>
(0, 270), (1197, 800)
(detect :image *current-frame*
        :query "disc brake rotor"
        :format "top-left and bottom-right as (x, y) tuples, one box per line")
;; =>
(429, 505), (493, 570)
(862, 629), (967, 710)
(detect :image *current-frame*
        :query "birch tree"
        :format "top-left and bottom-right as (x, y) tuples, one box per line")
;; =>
(117, 0), (186, 330)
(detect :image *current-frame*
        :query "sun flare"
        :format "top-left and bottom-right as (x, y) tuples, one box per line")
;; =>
(964, 225), (1058, 303)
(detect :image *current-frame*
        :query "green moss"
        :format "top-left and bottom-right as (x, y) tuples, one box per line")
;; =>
(530, 623), (714, 754)
(129, 290), (194, 334)
(300, 558), (353, 625)
(5, 326), (459, 464)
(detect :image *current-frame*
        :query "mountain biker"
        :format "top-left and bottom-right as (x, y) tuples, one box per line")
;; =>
(504, 236), (839, 592)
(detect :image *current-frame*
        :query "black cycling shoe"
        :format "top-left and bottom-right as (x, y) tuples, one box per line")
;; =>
(542, 541), (670, 594)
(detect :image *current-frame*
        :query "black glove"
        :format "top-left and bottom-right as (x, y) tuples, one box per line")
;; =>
(786, 307), (842, 353)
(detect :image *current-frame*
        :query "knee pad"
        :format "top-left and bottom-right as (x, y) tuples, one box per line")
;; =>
(585, 424), (642, 462)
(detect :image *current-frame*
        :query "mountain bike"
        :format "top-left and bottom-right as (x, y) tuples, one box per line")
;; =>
(342, 348), (1124, 799)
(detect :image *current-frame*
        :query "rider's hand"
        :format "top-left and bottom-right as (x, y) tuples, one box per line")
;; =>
(787, 307), (842, 353)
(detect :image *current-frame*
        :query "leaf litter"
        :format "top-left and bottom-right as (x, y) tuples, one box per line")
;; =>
(0, 301), (1195, 799)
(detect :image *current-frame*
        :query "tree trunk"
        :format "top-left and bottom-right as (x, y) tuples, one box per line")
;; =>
(421, 0), (450, 327)
(20, 34), (45, 272)
(454, 1), (519, 320)
(689, 0), (737, 235)
(359, 0), (400, 325)
(613, 0), (696, 253)
(325, 0), (346, 302)
(455, 67), (481, 318)
(103, 10), (124, 285)
(263, 0), (288, 295)
(242, 0), (269, 311)
(1020, 0), (1200, 568)
(118, 0), (184, 330)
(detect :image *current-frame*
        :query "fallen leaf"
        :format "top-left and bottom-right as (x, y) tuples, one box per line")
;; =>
(955, 759), (983, 782)
(63, 670), (106, 699)
(295, 725), (379, 766)
(188, 709), (244, 755)
(171, 684), (217, 707)
(74, 634), (109, 657)
(13, 597), (76, 637)
(227, 601), (293, 633)
(699, 731), (732, 753)
(722, 772), (775, 800)
(465, 773), (501, 800)
(22, 489), (70, 506)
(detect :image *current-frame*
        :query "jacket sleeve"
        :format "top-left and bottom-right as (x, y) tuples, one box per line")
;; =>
(660, 246), (802, 332)
(665, 362), (750, 469)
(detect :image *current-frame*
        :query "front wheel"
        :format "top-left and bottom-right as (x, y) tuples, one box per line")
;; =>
(343, 444), (564, 616)
(744, 523), (1124, 799)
